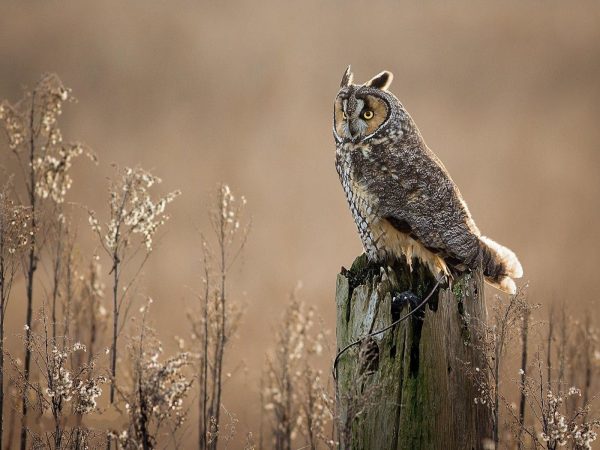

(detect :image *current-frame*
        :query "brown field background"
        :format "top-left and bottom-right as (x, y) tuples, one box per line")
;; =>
(1, 0), (600, 446)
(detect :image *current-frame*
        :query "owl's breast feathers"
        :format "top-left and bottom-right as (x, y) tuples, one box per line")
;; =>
(336, 143), (451, 277)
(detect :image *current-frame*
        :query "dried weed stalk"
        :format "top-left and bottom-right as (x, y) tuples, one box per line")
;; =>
(109, 299), (192, 450)
(188, 184), (249, 450)
(0, 73), (92, 450)
(512, 354), (600, 450)
(0, 181), (30, 449)
(262, 288), (334, 450)
(464, 286), (535, 449)
(9, 314), (107, 449)
(75, 255), (108, 366)
(88, 166), (180, 403)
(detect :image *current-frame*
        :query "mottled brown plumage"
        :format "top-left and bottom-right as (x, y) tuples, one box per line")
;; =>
(333, 66), (522, 294)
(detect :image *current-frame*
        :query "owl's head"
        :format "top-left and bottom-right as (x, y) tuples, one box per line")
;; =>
(333, 66), (402, 144)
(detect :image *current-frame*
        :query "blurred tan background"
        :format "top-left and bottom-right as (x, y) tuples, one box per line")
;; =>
(1, 0), (600, 445)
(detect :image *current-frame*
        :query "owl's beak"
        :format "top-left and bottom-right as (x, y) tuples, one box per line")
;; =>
(348, 120), (362, 141)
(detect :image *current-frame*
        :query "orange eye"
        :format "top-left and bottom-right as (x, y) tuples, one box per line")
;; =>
(362, 110), (374, 120)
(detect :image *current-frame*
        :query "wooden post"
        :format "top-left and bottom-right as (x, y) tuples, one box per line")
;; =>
(335, 254), (493, 450)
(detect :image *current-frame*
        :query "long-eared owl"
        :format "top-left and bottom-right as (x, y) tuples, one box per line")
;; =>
(333, 66), (522, 294)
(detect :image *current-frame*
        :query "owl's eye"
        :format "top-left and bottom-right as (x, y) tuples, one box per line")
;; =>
(342, 111), (347, 120)
(362, 110), (374, 120)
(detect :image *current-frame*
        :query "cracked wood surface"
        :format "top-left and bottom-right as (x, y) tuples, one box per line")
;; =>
(335, 254), (493, 450)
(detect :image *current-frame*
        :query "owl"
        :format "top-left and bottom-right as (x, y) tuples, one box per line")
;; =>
(333, 66), (523, 294)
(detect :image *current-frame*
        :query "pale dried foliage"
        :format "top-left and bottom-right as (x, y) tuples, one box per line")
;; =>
(0, 73), (94, 205)
(10, 323), (107, 449)
(0, 74), (96, 450)
(0, 181), (30, 450)
(89, 166), (180, 254)
(462, 286), (600, 450)
(72, 255), (108, 364)
(0, 183), (30, 262)
(88, 165), (180, 405)
(187, 184), (249, 450)
(262, 288), (335, 450)
(109, 300), (192, 450)
(510, 359), (600, 450)
(463, 286), (536, 446)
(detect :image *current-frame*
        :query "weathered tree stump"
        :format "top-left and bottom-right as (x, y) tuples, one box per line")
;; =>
(335, 254), (492, 450)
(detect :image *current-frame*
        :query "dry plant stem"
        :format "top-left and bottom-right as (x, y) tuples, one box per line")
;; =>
(547, 306), (553, 391)
(0, 198), (13, 448)
(10, 312), (106, 449)
(21, 88), (39, 450)
(0, 254), (4, 450)
(86, 258), (102, 365)
(5, 389), (17, 450)
(558, 304), (566, 391)
(264, 290), (332, 450)
(471, 290), (531, 450)
(110, 250), (119, 404)
(62, 244), (75, 351)
(50, 220), (63, 342)
(198, 251), (210, 450)
(113, 300), (192, 450)
(1, 74), (90, 450)
(108, 187), (128, 405)
(0, 188), (28, 450)
(0, 213), (7, 450)
(583, 314), (592, 410)
(518, 306), (530, 450)
(209, 213), (228, 450)
(89, 167), (179, 407)
(493, 300), (513, 448)
(192, 185), (248, 449)
(258, 378), (264, 450)
(136, 317), (151, 450)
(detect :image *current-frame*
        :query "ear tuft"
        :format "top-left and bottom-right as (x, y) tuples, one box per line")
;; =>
(340, 65), (354, 88)
(366, 71), (393, 90)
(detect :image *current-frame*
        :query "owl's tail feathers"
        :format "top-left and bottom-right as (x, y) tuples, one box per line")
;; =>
(479, 236), (523, 295)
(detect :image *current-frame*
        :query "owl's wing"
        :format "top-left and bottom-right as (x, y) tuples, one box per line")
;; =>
(372, 148), (481, 268)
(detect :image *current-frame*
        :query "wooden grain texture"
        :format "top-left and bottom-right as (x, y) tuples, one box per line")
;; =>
(335, 254), (492, 450)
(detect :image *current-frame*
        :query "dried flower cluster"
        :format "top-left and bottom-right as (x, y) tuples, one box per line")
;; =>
(0, 183), (31, 450)
(0, 74), (91, 204)
(263, 290), (334, 450)
(112, 304), (192, 450)
(43, 343), (107, 415)
(89, 166), (181, 253)
(33, 143), (85, 204)
(463, 287), (535, 446)
(517, 369), (600, 450)
(75, 254), (108, 361)
(0, 186), (30, 259)
(0, 100), (25, 150)
(0, 74), (98, 450)
(210, 184), (247, 249)
(9, 328), (107, 448)
(187, 183), (250, 450)
(89, 165), (181, 406)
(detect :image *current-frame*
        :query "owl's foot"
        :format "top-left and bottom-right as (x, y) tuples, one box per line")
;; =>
(391, 290), (424, 321)
(342, 253), (386, 291)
